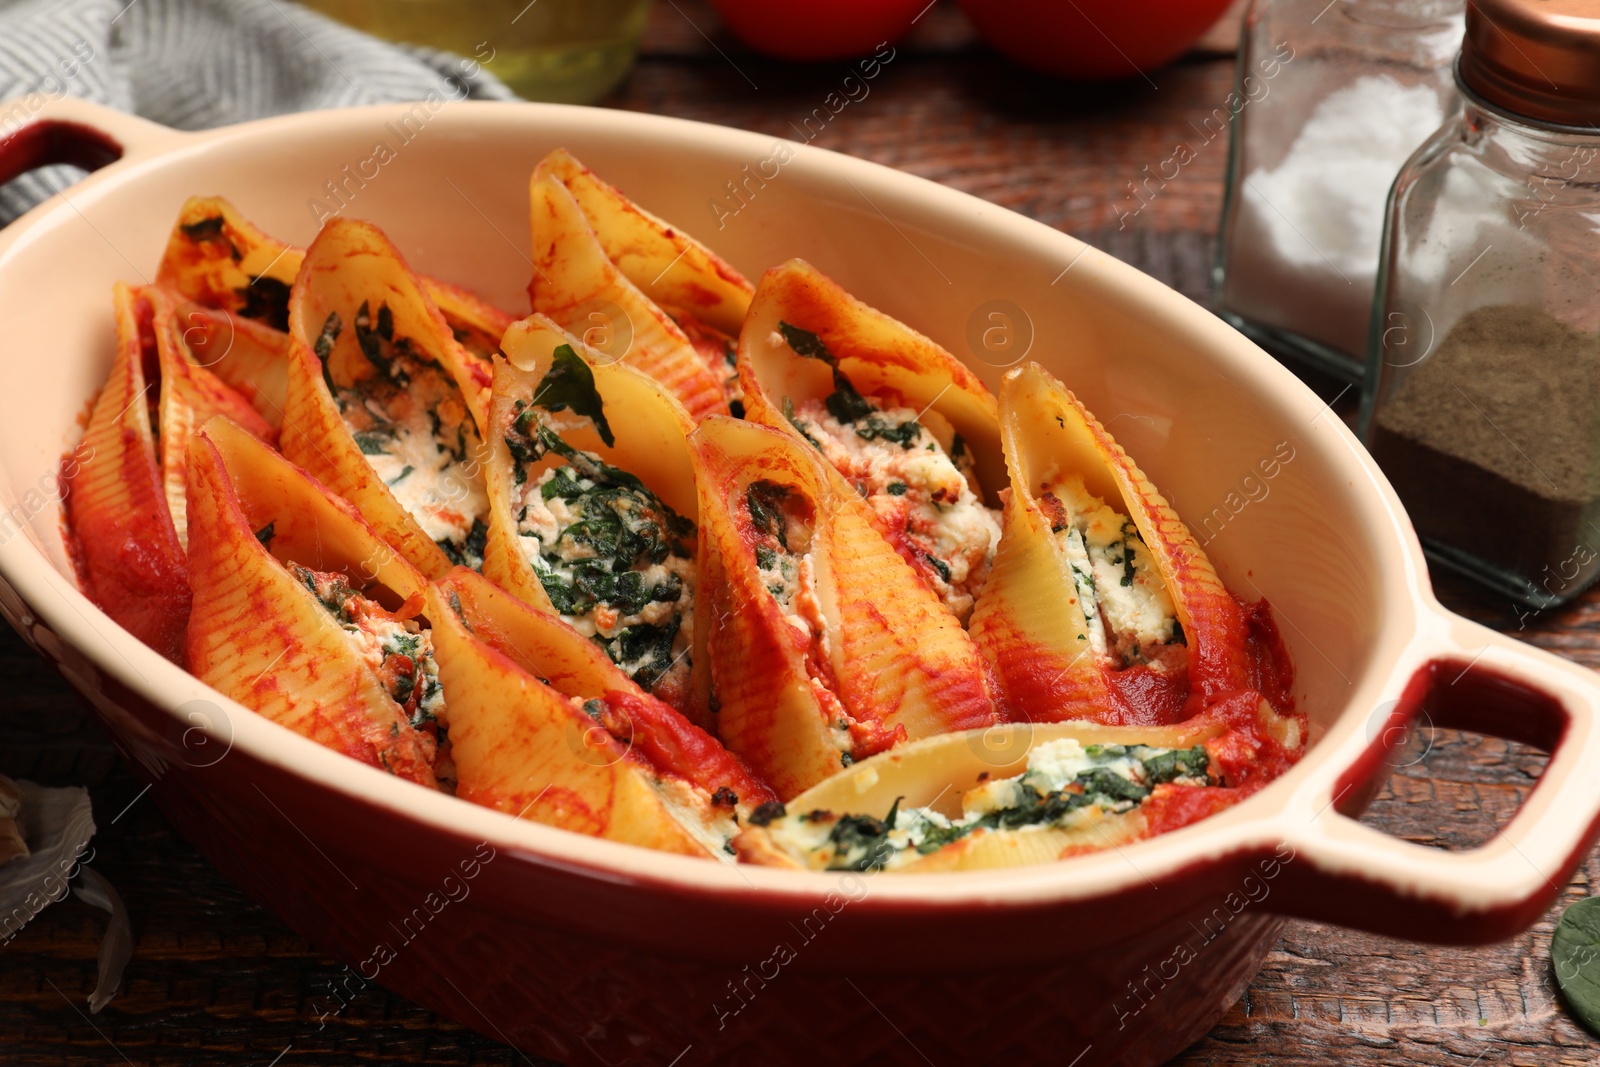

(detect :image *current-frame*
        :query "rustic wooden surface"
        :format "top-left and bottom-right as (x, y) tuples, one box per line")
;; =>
(5, 1), (1599, 1064)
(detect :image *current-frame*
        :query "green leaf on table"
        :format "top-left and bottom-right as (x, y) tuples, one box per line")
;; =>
(1552, 895), (1600, 1034)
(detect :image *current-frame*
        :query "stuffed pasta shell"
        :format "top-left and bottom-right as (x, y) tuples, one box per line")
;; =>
(428, 568), (776, 858)
(185, 417), (446, 786)
(737, 691), (1303, 872)
(528, 149), (753, 420)
(483, 314), (702, 714)
(156, 195), (514, 359)
(170, 301), (293, 431)
(280, 218), (494, 577)
(66, 283), (276, 661)
(738, 260), (1004, 623)
(970, 363), (1254, 725)
(691, 417), (998, 800)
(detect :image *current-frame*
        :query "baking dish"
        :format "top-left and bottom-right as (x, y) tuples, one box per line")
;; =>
(1, 96), (1598, 1066)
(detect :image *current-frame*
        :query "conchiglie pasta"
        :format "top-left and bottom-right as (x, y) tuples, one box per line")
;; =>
(537, 149), (752, 338)
(66, 284), (189, 661)
(185, 417), (444, 786)
(61, 156), (1305, 876)
(970, 363), (1253, 725)
(738, 259), (1004, 622)
(736, 697), (1303, 872)
(691, 416), (998, 800)
(169, 300), (292, 430)
(65, 284), (274, 660)
(528, 149), (751, 419)
(483, 314), (703, 714)
(155, 195), (514, 358)
(427, 568), (775, 856)
(280, 218), (493, 578)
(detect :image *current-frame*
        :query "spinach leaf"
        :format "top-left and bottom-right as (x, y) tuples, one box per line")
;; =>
(1140, 745), (1210, 786)
(857, 415), (921, 449)
(748, 801), (787, 827)
(237, 275), (291, 331)
(1554, 896), (1600, 1035)
(353, 430), (390, 455)
(781, 396), (824, 450)
(1120, 520), (1140, 588)
(825, 812), (892, 872)
(180, 216), (225, 242)
(313, 312), (342, 360)
(778, 322), (835, 365)
(746, 481), (791, 549)
(824, 370), (874, 424)
(532, 344), (614, 447)
(435, 520), (488, 571)
(461, 518), (488, 569)
(353, 300), (413, 386)
(313, 312), (343, 395)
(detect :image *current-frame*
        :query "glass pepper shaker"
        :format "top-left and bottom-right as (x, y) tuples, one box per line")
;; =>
(1214, 0), (1464, 382)
(1359, 0), (1600, 610)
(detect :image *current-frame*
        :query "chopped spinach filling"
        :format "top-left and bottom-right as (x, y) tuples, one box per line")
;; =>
(237, 275), (291, 331)
(795, 741), (1214, 872)
(180, 215), (226, 242)
(823, 372), (874, 424)
(776, 322), (925, 449)
(854, 413), (922, 449)
(510, 408), (696, 691)
(437, 518), (489, 570)
(781, 396), (824, 450)
(289, 564), (445, 729)
(745, 481), (791, 550)
(321, 300), (488, 568)
(1044, 479), (1185, 668)
(353, 299), (444, 387)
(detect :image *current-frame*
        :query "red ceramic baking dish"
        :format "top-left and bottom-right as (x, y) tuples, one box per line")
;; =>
(2, 96), (1599, 1067)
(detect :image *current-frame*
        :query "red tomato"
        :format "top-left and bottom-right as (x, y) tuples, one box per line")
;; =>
(710, 0), (930, 61)
(957, 0), (1236, 80)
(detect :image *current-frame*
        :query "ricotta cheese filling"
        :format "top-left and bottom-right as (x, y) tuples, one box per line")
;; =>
(291, 564), (447, 735)
(650, 774), (742, 860)
(504, 407), (697, 697)
(743, 479), (852, 765)
(1038, 474), (1185, 671)
(772, 322), (1000, 622)
(315, 301), (489, 568)
(762, 737), (1213, 872)
(745, 479), (821, 640)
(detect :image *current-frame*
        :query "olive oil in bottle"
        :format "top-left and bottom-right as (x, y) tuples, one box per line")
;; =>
(299, 0), (652, 104)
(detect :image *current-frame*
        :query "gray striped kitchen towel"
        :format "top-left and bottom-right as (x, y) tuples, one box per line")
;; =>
(0, 0), (515, 223)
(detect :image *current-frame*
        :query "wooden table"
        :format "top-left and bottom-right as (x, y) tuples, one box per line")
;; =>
(5, 2), (1598, 1064)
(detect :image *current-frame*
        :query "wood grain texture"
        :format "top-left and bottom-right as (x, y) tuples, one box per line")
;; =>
(5, 1), (1596, 1064)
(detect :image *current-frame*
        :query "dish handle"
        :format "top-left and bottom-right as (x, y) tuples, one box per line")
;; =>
(0, 95), (184, 193)
(1270, 612), (1600, 945)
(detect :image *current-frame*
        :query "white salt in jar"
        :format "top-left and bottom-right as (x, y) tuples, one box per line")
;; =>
(1213, 0), (1463, 382)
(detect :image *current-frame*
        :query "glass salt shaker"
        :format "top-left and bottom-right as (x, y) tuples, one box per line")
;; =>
(1214, 0), (1464, 381)
(1359, 0), (1600, 610)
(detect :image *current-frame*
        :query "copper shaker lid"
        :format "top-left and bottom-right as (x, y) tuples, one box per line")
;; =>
(1460, 0), (1600, 127)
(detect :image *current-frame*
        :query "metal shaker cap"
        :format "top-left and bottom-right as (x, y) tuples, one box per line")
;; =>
(1460, 0), (1600, 127)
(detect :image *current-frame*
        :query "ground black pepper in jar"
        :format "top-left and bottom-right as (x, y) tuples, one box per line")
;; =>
(1358, 0), (1600, 608)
